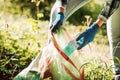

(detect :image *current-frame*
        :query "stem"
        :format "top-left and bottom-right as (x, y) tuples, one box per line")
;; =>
(36, 0), (40, 20)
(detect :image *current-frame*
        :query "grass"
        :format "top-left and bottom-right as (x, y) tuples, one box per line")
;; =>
(0, 13), (114, 80)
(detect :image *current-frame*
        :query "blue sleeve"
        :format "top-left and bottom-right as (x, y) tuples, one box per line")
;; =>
(76, 23), (99, 50)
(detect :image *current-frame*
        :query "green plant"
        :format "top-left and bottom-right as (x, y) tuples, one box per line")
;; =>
(0, 16), (48, 80)
(82, 59), (113, 80)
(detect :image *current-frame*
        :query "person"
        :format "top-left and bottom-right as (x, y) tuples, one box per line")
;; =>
(107, 4), (120, 80)
(49, 0), (90, 32)
(13, 0), (120, 80)
(50, 0), (120, 79)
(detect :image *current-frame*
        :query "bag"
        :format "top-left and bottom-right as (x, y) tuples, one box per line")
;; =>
(13, 28), (85, 80)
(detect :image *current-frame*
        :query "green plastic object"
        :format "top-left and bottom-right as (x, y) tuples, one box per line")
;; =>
(13, 71), (41, 80)
(63, 40), (77, 56)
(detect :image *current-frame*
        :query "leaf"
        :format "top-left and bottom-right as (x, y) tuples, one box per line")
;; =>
(36, 1), (40, 6)
(31, 0), (36, 2)
(37, 13), (44, 18)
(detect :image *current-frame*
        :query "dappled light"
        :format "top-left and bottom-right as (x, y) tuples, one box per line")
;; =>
(1, 0), (119, 80)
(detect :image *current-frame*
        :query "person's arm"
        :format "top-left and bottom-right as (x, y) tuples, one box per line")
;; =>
(98, 0), (120, 21)
(50, 0), (67, 32)
(75, 0), (120, 50)
(63, 0), (120, 56)
(95, 19), (104, 27)
(58, 7), (65, 13)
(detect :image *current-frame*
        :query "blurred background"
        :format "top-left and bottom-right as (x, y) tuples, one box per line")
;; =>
(0, 0), (114, 80)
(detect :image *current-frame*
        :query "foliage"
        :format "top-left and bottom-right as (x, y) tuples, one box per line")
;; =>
(0, 0), (53, 20)
(68, 0), (104, 25)
(0, 15), (48, 80)
(83, 59), (113, 80)
(0, 0), (115, 80)
(0, 0), (105, 25)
